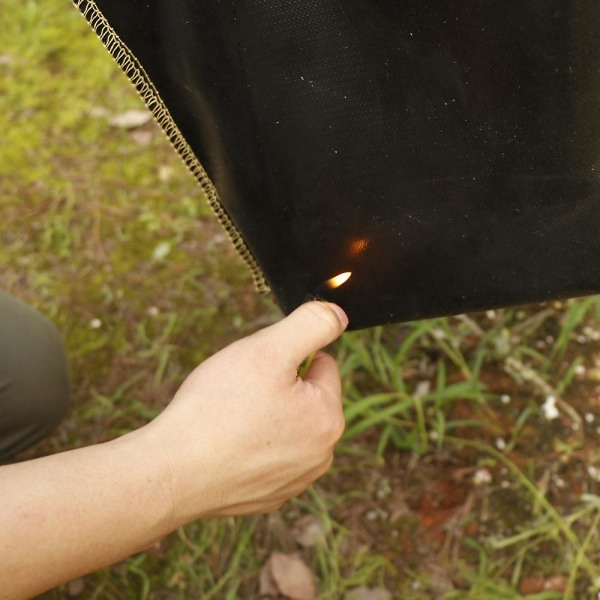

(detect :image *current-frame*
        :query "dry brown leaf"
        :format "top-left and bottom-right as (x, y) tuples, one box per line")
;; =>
(542, 574), (568, 592)
(108, 109), (152, 129)
(519, 575), (545, 595)
(259, 559), (279, 598)
(344, 585), (392, 600)
(520, 573), (568, 595)
(268, 551), (316, 600)
(130, 130), (153, 146)
(291, 516), (326, 548)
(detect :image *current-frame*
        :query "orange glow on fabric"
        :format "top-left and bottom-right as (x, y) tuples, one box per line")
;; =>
(348, 237), (370, 257)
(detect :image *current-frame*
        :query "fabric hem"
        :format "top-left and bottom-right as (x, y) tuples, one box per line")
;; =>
(72, 0), (270, 293)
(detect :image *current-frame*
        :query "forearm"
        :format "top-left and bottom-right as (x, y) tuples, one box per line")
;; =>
(0, 301), (348, 598)
(0, 430), (175, 599)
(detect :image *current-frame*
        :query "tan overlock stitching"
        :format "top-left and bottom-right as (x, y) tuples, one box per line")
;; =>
(72, 0), (270, 293)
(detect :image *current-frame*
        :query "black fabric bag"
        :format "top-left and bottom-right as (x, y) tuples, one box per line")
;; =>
(74, 1), (600, 329)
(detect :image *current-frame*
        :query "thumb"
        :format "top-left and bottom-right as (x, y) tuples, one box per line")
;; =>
(263, 301), (348, 369)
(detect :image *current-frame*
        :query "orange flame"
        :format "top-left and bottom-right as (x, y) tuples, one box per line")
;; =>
(324, 271), (352, 289)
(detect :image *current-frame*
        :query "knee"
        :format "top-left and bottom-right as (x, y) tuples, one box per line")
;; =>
(0, 292), (70, 459)
(18, 318), (70, 431)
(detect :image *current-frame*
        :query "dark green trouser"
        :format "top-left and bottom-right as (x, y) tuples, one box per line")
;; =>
(0, 291), (69, 462)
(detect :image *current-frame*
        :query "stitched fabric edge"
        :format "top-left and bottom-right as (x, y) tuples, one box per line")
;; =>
(71, 0), (270, 293)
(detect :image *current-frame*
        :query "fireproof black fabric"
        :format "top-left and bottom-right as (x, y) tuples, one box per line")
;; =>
(75, 1), (600, 329)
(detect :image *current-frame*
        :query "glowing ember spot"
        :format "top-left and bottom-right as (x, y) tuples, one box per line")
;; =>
(348, 237), (369, 257)
(325, 271), (352, 289)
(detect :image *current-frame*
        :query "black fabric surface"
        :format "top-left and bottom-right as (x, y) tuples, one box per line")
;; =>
(77, 1), (600, 329)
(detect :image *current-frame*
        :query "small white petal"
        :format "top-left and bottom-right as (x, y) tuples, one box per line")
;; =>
(541, 396), (559, 420)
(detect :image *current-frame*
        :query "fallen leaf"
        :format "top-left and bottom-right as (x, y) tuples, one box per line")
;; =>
(259, 560), (279, 598)
(292, 516), (326, 548)
(130, 130), (153, 146)
(268, 552), (316, 600)
(88, 106), (109, 118)
(542, 574), (568, 592)
(520, 575), (545, 595)
(109, 109), (152, 129)
(152, 241), (172, 261)
(520, 573), (568, 595)
(344, 586), (392, 600)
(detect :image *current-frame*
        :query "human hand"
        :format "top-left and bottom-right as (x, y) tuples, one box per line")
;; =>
(140, 301), (349, 525)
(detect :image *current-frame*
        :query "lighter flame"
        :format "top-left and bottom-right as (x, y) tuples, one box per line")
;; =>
(325, 271), (352, 289)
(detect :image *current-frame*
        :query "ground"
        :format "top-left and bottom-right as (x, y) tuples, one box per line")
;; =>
(2, 2), (600, 598)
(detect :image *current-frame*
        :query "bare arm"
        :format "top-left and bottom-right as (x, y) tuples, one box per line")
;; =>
(0, 302), (348, 599)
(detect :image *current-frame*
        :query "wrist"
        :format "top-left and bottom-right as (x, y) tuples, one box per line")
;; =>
(107, 426), (180, 536)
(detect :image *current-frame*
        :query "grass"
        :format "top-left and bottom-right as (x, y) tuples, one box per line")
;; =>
(2, 1), (600, 598)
